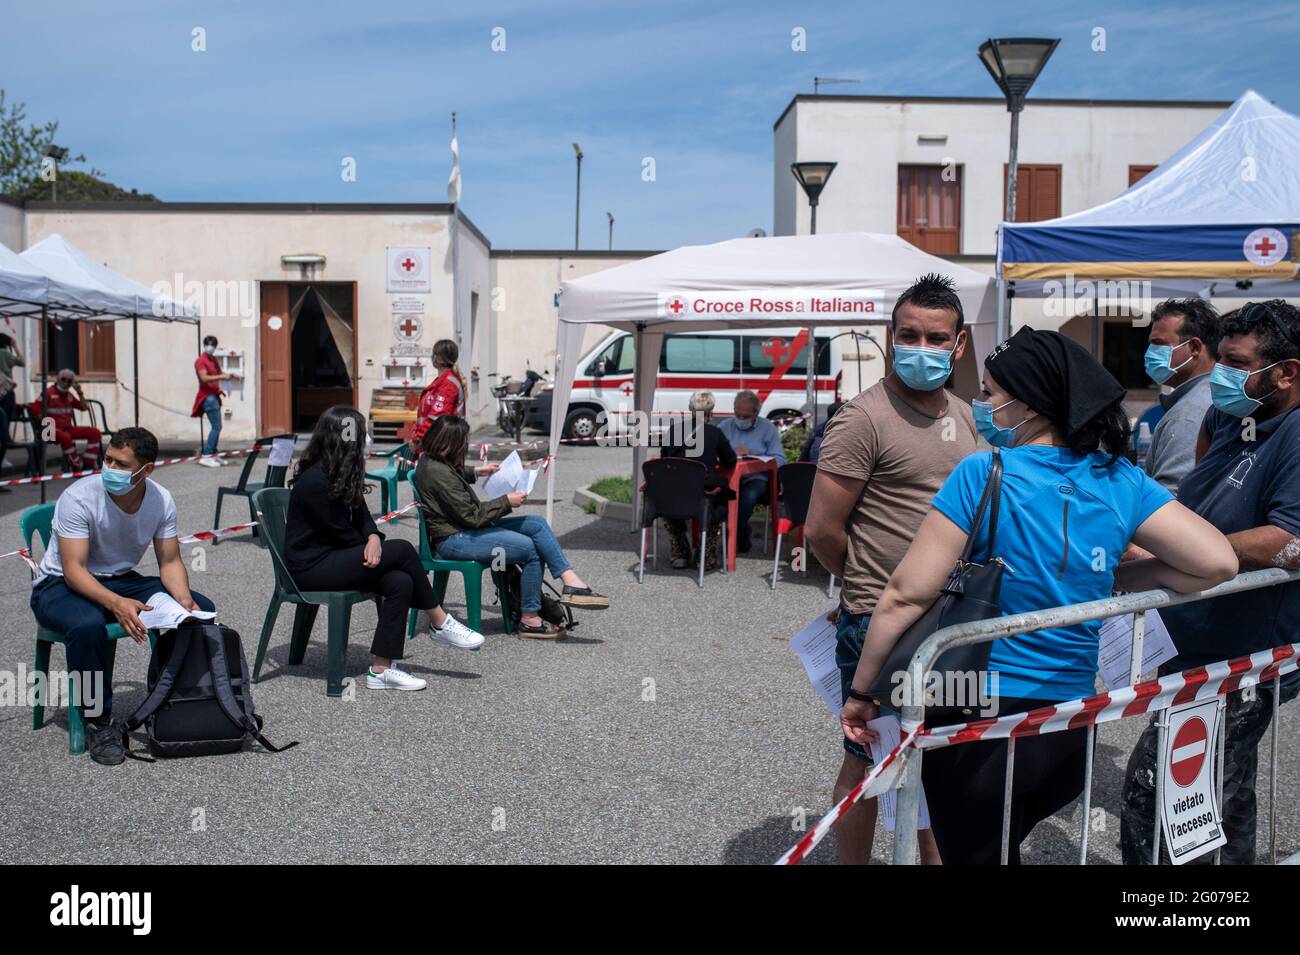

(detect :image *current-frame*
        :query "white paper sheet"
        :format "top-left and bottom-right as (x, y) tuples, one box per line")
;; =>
(1097, 609), (1178, 690)
(268, 436), (295, 468)
(867, 714), (931, 831)
(482, 450), (540, 499)
(137, 592), (218, 631)
(790, 611), (842, 716)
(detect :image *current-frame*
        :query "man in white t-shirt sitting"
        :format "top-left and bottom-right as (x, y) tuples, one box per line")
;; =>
(30, 427), (214, 765)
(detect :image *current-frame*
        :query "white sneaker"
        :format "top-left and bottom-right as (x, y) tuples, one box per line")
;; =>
(431, 613), (486, 651)
(366, 665), (427, 691)
(197, 457), (222, 469)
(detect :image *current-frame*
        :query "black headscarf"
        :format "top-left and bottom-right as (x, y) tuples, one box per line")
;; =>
(985, 327), (1125, 440)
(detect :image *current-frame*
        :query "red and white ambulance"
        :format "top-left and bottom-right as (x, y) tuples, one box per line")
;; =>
(532, 327), (865, 439)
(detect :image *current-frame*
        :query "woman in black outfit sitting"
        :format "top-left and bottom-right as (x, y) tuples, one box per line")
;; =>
(283, 406), (484, 692)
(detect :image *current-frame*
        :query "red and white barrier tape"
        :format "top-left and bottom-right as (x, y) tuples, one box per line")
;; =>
(915, 640), (1300, 750)
(775, 725), (921, 866)
(774, 641), (1300, 865)
(0, 443), (266, 488)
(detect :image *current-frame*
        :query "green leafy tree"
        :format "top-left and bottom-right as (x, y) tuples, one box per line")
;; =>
(0, 89), (90, 195)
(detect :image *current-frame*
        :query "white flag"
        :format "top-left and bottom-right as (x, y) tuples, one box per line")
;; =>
(447, 132), (461, 203)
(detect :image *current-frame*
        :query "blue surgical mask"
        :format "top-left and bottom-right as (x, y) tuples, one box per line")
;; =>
(1143, 340), (1192, 385)
(892, 344), (954, 392)
(733, 416), (755, 431)
(101, 463), (144, 496)
(972, 398), (1026, 448)
(1210, 361), (1279, 418)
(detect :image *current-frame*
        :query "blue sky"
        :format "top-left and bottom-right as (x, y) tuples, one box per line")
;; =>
(4, 0), (1298, 249)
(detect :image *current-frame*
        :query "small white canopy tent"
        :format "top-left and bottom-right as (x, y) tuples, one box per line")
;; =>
(0, 235), (199, 500)
(543, 232), (1000, 523)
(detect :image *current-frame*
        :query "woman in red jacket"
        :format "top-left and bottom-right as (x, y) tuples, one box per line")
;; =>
(411, 339), (467, 445)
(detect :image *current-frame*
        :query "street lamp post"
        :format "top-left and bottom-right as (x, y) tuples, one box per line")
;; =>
(45, 144), (68, 202)
(978, 38), (1059, 226)
(607, 211), (614, 250)
(572, 143), (583, 250)
(790, 161), (837, 235)
(978, 37), (1059, 340)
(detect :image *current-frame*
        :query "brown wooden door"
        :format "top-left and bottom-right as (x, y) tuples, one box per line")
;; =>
(1128, 164), (1157, 187)
(259, 282), (292, 434)
(1003, 163), (1062, 222)
(897, 164), (961, 254)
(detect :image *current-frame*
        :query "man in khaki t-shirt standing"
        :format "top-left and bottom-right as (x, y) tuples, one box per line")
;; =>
(806, 273), (979, 865)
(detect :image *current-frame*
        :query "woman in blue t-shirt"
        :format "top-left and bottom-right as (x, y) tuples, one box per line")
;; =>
(840, 327), (1237, 864)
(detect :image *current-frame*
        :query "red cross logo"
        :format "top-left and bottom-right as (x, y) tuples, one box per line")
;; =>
(666, 295), (687, 316)
(401, 257), (417, 272)
(619, 382), (634, 397)
(399, 318), (418, 337)
(762, 338), (793, 364)
(1244, 228), (1287, 266)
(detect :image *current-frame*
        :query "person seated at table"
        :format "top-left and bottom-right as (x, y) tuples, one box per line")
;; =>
(414, 415), (609, 639)
(715, 389), (783, 553)
(30, 427), (215, 766)
(659, 390), (736, 570)
(284, 406), (484, 692)
(799, 401), (844, 464)
(31, 368), (101, 469)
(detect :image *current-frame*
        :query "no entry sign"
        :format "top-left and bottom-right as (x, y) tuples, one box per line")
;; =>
(1159, 697), (1227, 864)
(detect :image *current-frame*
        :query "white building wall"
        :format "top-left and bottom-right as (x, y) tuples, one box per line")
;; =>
(489, 251), (658, 385)
(21, 206), (464, 444)
(0, 199), (23, 252)
(774, 96), (1228, 251)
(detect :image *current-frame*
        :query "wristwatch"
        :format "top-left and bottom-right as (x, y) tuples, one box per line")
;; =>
(846, 687), (873, 703)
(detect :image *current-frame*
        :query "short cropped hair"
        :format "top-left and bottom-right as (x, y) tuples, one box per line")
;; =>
(1220, 299), (1300, 365)
(891, 272), (964, 333)
(689, 391), (715, 414)
(202, 334), (219, 347)
(1150, 297), (1221, 358)
(110, 427), (159, 464)
(734, 390), (760, 412)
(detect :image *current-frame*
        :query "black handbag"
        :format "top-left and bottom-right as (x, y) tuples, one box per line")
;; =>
(868, 449), (1005, 722)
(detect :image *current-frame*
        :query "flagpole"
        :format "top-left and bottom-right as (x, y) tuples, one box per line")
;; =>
(449, 112), (462, 364)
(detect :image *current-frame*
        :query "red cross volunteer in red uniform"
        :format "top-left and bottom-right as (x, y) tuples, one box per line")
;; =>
(412, 338), (467, 445)
(192, 335), (237, 467)
(32, 369), (101, 468)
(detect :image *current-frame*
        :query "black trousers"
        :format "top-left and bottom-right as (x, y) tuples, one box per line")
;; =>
(921, 696), (1087, 865)
(292, 539), (436, 659)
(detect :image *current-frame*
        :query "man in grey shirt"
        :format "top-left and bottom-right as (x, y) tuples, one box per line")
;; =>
(1142, 297), (1221, 492)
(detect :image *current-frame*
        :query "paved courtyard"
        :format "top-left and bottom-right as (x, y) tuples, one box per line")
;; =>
(0, 440), (1296, 864)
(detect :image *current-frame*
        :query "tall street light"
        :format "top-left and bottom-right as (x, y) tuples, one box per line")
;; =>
(45, 144), (68, 202)
(607, 211), (614, 250)
(572, 143), (583, 250)
(978, 37), (1059, 225)
(790, 161), (837, 235)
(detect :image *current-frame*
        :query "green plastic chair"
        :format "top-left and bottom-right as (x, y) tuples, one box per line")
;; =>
(251, 487), (375, 697)
(21, 503), (157, 755)
(405, 471), (513, 637)
(213, 433), (296, 546)
(366, 442), (414, 522)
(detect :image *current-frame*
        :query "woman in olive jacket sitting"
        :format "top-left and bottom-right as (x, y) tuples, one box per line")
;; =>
(413, 416), (609, 638)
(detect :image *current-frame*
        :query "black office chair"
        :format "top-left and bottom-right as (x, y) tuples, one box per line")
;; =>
(212, 433), (296, 545)
(639, 457), (727, 588)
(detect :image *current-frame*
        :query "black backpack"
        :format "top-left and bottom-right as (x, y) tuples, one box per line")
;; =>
(122, 622), (297, 759)
(490, 566), (577, 633)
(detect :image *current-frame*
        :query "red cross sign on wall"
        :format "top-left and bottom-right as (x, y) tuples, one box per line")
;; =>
(401, 257), (417, 272)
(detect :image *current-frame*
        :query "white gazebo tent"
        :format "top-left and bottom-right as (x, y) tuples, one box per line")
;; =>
(0, 235), (199, 500)
(543, 232), (1000, 524)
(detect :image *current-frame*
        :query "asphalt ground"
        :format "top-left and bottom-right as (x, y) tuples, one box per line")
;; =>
(0, 437), (1296, 864)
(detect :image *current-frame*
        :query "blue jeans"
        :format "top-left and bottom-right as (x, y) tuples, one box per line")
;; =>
(836, 608), (873, 763)
(737, 474), (769, 542)
(201, 394), (222, 455)
(31, 572), (215, 719)
(435, 515), (572, 613)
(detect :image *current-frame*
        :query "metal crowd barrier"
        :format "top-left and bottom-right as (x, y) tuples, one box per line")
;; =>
(890, 567), (1300, 866)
